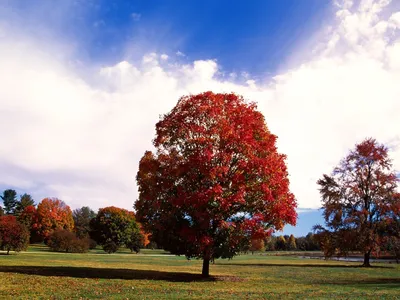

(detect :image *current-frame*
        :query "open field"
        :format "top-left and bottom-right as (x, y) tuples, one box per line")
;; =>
(0, 245), (399, 299)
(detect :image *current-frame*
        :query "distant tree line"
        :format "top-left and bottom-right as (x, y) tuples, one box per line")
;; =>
(0, 190), (148, 254)
(247, 233), (320, 253)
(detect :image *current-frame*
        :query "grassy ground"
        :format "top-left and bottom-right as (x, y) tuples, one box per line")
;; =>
(0, 245), (399, 299)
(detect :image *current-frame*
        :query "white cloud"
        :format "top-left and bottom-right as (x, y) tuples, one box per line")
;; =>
(0, 0), (399, 212)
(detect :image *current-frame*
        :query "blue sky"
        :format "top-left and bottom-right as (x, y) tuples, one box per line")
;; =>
(0, 0), (399, 236)
(3, 0), (330, 76)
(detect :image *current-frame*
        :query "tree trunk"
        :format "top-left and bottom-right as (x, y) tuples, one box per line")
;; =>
(362, 251), (371, 267)
(202, 258), (210, 277)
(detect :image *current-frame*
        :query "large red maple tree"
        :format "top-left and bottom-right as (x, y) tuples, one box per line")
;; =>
(135, 92), (297, 276)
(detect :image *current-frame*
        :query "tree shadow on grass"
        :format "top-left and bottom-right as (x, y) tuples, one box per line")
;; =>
(219, 263), (394, 269)
(0, 265), (218, 282)
(319, 278), (400, 289)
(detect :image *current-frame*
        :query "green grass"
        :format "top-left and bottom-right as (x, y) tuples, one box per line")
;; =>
(0, 246), (399, 299)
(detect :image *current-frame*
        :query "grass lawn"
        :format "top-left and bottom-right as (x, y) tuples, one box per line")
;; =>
(0, 245), (399, 299)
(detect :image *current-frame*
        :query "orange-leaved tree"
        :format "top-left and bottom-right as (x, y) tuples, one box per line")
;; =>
(249, 238), (265, 254)
(135, 92), (297, 277)
(33, 198), (74, 241)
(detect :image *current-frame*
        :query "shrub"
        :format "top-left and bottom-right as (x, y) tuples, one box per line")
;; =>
(87, 238), (97, 250)
(69, 238), (89, 253)
(103, 241), (119, 254)
(47, 229), (89, 253)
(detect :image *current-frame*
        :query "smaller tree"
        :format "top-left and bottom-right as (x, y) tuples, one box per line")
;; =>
(249, 238), (265, 254)
(0, 206), (4, 216)
(276, 236), (286, 251)
(73, 206), (96, 238)
(17, 205), (40, 243)
(287, 234), (297, 251)
(1, 189), (17, 215)
(33, 198), (74, 241)
(305, 232), (320, 251)
(0, 216), (30, 254)
(315, 138), (399, 266)
(265, 236), (277, 251)
(90, 207), (143, 253)
(296, 237), (307, 251)
(15, 194), (35, 216)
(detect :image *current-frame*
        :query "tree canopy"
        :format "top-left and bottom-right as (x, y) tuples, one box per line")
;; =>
(0, 215), (30, 254)
(314, 138), (400, 266)
(33, 198), (74, 241)
(89, 206), (143, 253)
(73, 206), (96, 238)
(135, 92), (297, 276)
(15, 193), (35, 216)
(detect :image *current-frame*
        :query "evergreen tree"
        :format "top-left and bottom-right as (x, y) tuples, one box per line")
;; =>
(15, 193), (35, 216)
(0, 189), (17, 215)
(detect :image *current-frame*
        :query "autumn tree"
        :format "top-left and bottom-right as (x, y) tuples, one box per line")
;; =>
(135, 92), (297, 277)
(287, 234), (297, 250)
(0, 215), (30, 254)
(73, 206), (96, 238)
(276, 236), (287, 250)
(89, 207), (143, 253)
(138, 225), (150, 248)
(18, 205), (37, 228)
(315, 138), (400, 267)
(17, 205), (40, 242)
(249, 238), (265, 254)
(33, 198), (74, 241)
(1, 189), (17, 215)
(15, 193), (35, 216)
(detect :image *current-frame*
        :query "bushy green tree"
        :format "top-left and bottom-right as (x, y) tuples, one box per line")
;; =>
(125, 228), (144, 253)
(90, 206), (143, 253)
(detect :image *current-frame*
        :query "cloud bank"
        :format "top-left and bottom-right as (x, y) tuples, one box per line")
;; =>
(0, 0), (399, 212)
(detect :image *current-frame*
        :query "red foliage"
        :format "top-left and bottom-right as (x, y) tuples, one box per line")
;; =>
(33, 198), (74, 240)
(249, 238), (265, 253)
(135, 92), (297, 275)
(0, 215), (30, 254)
(18, 205), (37, 227)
